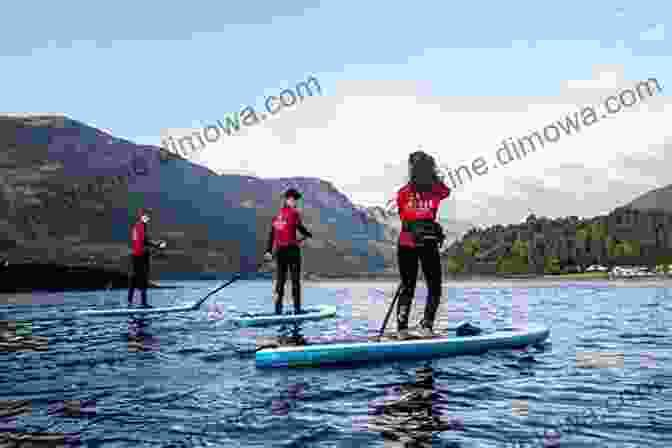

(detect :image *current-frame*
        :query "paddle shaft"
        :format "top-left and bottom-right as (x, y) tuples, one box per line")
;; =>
(191, 274), (241, 310)
(194, 258), (273, 311)
(377, 283), (403, 339)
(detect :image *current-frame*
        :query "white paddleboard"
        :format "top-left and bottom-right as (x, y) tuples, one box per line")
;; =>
(76, 303), (197, 316)
(256, 322), (550, 368)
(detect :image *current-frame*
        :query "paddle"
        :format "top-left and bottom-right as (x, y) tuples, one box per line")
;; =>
(199, 258), (274, 315)
(376, 283), (403, 341)
(189, 274), (242, 310)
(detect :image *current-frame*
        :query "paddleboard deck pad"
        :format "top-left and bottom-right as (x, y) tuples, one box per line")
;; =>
(255, 322), (550, 368)
(76, 303), (197, 316)
(232, 305), (337, 327)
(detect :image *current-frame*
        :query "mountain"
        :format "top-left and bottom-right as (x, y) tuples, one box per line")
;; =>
(0, 115), (396, 287)
(437, 218), (475, 247)
(627, 184), (672, 212)
(355, 205), (401, 242)
(355, 203), (474, 254)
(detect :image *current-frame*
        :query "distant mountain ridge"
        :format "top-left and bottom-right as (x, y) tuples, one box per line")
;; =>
(0, 115), (397, 283)
(355, 203), (474, 248)
(627, 184), (672, 212)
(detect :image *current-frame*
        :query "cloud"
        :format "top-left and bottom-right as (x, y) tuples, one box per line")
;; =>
(640, 24), (665, 42)
(479, 166), (658, 223)
(187, 65), (670, 227)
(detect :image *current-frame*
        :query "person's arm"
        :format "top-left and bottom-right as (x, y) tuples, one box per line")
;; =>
(295, 211), (312, 239)
(397, 189), (415, 222)
(265, 227), (275, 253)
(143, 226), (165, 250)
(297, 223), (312, 239)
(148, 239), (164, 249)
(131, 224), (140, 247)
(434, 181), (451, 200)
(385, 185), (405, 214)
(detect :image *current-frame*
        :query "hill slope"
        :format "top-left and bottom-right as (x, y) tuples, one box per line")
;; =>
(627, 184), (672, 212)
(0, 115), (396, 284)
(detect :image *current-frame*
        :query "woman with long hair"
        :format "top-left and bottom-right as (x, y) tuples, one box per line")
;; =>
(395, 151), (451, 339)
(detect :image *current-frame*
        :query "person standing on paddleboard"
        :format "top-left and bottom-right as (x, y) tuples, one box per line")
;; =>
(395, 151), (450, 339)
(264, 188), (313, 315)
(128, 208), (166, 307)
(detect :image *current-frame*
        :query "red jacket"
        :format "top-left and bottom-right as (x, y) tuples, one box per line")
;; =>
(396, 182), (451, 247)
(131, 221), (147, 256)
(266, 207), (312, 251)
(131, 221), (161, 256)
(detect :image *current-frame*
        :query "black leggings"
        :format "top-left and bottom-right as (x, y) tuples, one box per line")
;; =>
(274, 245), (302, 314)
(128, 254), (150, 305)
(396, 244), (442, 330)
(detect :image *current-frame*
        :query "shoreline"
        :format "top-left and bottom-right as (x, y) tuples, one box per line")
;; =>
(2, 262), (669, 293)
(304, 275), (672, 288)
(0, 263), (176, 294)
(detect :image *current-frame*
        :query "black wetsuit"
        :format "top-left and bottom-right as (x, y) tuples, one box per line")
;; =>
(128, 254), (150, 306)
(397, 245), (443, 330)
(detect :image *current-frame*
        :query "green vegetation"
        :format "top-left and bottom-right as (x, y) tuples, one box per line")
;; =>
(544, 256), (561, 274)
(576, 227), (590, 241)
(656, 254), (672, 267)
(589, 222), (608, 240)
(606, 236), (617, 258)
(463, 238), (481, 258)
(613, 240), (639, 257)
(452, 211), (668, 276)
(655, 264), (672, 274)
(445, 256), (464, 274)
(511, 239), (528, 258)
(496, 256), (529, 274)
(496, 239), (530, 274)
(576, 222), (607, 242)
(605, 238), (640, 259)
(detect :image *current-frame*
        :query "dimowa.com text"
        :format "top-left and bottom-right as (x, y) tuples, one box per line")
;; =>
(439, 78), (663, 189)
(161, 75), (321, 159)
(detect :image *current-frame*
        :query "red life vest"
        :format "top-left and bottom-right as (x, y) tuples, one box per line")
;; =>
(271, 207), (302, 249)
(396, 182), (451, 247)
(131, 221), (146, 256)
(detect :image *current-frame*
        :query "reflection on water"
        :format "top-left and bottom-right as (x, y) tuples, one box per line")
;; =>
(126, 318), (160, 352)
(4, 282), (670, 447)
(275, 322), (307, 346)
(362, 365), (465, 447)
(271, 382), (306, 417)
(267, 323), (308, 417)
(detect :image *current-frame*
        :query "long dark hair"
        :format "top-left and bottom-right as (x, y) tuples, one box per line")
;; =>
(408, 151), (440, 193)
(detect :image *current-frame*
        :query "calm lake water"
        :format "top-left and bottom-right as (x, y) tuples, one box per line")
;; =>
(1, 280), (671, 447)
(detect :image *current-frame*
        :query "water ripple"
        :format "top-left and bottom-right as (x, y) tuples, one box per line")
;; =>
(1, 281), (671, 447)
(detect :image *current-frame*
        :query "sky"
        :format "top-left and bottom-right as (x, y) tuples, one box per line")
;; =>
(3, 1), (670, 228)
